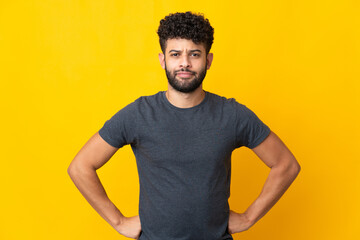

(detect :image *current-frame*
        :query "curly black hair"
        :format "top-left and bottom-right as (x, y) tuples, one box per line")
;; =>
(157, 11), (214, 54)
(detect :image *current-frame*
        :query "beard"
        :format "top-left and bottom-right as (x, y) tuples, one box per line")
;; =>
(165, 64), (207, 93)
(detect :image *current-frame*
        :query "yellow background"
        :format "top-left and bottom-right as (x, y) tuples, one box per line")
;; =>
(1, 0), (359, 239)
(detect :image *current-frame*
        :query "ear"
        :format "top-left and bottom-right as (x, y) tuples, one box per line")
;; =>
(206, 53), (214, 70)
(158, 53), (165, 69)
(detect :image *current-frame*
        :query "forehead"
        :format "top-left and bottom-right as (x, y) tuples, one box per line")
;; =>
(165, 38), (206, 52)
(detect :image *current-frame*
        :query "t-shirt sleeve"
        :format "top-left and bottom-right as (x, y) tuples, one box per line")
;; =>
(98, 101), (137, 148)
(234, 102), (271, 149)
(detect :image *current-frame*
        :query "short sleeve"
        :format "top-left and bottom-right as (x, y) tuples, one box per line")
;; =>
(234, 102), (271, 149)
(98, 101), (137, 148)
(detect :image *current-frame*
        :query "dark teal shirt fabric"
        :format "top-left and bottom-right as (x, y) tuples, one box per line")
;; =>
(99, 91), (271, 240)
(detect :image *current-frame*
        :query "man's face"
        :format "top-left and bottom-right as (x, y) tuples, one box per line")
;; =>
(159, 38), (213, 93)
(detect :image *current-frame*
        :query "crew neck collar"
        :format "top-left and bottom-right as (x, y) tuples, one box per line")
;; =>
(161, 90), (209, 111)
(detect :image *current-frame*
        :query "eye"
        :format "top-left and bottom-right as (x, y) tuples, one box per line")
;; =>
(170, 53), (179, 57)
(191, 53), (200, 57)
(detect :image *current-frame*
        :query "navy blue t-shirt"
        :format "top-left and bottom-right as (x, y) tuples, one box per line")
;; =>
(99, 91), (270, 240)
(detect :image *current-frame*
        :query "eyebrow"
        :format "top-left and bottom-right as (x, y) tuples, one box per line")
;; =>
(168, 49), (202, 53)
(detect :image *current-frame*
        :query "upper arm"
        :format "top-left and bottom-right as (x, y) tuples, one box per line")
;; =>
(251, 131), (300, 170)
(69, 132), (119, 171)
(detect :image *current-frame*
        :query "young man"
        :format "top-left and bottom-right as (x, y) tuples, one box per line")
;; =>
(68, 12), (300, 240)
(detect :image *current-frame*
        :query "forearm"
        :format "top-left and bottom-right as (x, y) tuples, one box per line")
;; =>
(244, 159), (300, 224)
(68, 162), (125, 229)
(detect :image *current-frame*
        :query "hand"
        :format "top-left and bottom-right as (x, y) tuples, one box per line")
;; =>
(117, 215), (142, 239)
(227, 210), (254, 234)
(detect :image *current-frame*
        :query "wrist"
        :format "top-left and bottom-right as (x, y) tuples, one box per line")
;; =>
(111, 214), (127, 228)
(243, 211), (257, 226)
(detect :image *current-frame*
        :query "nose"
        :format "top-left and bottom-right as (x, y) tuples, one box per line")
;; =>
(179, 55), (191, 68)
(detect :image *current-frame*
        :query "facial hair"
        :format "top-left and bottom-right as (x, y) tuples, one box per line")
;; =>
(165, 64), (207, 93)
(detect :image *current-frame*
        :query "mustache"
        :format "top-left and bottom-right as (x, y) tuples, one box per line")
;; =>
(175, 69), (196, 74)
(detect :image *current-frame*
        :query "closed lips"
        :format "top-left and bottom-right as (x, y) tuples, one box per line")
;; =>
(176, 72), (193, 77)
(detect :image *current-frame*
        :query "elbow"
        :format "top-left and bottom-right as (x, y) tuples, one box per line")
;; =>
(67, 161), (77, 179)
(295, 161), (301, 174)
(67, 157), (95, 180)
(288, 158), (301, 179)
(275, 156), (301, 179)
(67, 159), (84, 179)
(67, 164), (73, 176)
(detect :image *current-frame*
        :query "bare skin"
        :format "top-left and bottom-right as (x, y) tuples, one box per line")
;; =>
(158, 38), (213, 108)
(227, 131), (300, 234)
(67, 132), (142, 239)
(68, 38), (300, 238)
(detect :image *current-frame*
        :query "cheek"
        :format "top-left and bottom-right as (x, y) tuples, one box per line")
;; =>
(194, 62), (207, 71)
(165, 62), (177, 72)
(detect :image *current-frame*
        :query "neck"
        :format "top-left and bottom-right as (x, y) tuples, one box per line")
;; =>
(165, 85), (205, 109)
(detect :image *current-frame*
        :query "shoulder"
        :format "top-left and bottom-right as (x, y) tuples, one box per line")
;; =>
(206, 91), (261, 120)
(134, 91), (164, 106)
(206, 91), (246, 109)
(116, 91), (164, 111)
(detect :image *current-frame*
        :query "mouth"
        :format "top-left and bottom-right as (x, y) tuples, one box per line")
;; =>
(175, 71), (194, 78)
